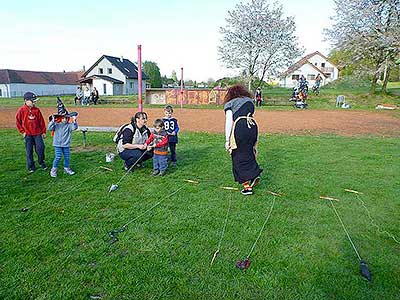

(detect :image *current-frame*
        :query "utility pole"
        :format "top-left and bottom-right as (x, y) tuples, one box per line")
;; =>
(138, 45), (143, 112)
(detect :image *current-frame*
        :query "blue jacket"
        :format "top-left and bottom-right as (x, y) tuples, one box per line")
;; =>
(48, 120), (78, 147)
(162, 117), (179, 143)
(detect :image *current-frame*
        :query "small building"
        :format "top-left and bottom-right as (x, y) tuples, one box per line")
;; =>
(79, 55), (148, 96)
(0, 69), (81, 98)
(279, 51), (339, 88)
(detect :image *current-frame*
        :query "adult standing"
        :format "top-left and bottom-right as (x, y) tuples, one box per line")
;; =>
(224, 85), (263, 195)
(117, 112), (153, 170)
(16, 92), (47, 173)
(74, 86), (83, 105)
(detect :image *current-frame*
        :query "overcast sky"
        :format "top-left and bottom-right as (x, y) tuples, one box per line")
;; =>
(0, 0), (335, 81)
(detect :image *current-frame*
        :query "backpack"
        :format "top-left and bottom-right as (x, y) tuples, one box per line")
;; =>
(113, 123), (134, 144)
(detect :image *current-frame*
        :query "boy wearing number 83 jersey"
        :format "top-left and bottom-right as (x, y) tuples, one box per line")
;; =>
(162, 105), (179, 167)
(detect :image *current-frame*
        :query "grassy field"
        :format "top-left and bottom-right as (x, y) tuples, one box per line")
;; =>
(0, 130), (399, 299)
(1, 81), (399, 112)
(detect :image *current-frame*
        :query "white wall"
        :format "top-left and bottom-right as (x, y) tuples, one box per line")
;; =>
(0, 84), (9, 97)
(308, 54), (339, 81)
(1, 83), (78, 97)
(92, 78), (114, 96)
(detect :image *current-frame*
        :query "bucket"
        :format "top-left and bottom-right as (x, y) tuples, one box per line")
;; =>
(106, 153), (115, 163)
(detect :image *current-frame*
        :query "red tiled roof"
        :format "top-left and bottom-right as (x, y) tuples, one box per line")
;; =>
(0, 69), (83, 85)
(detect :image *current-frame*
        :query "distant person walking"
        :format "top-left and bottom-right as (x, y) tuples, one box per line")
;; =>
(15, 92), (47, 173)
(224, 85), (263, 195)
(255, 87), (262, 107)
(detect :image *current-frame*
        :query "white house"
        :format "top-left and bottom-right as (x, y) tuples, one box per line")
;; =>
(279, 51), (339, 88)
(79, 55), (148, 96)
(0, 69), (81, 98)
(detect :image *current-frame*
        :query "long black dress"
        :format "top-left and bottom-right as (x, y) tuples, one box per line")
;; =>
(224, 97), (263, 184)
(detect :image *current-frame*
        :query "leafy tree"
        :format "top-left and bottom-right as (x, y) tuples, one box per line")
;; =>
(171, 70), (178, 84)
(218, 0), (303, 91)
(325, 0), (400, 94)
(142, 61), (162, 88)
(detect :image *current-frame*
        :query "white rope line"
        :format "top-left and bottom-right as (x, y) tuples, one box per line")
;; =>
(355, 194), (400, 245)
(246, 194), (276, 258)
(330, 200), (362, 261)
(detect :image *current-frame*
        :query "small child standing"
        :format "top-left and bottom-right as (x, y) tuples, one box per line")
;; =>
(162, 105), (179, 167)
(145, 119), (169, 176)
(48, 115), (78, 177)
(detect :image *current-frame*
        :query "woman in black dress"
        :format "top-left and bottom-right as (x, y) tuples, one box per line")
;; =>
(224, 85), (263, 195)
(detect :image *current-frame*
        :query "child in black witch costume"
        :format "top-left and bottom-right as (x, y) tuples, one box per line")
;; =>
(224, 85), (263, 195)
(47, 97), (78, 178)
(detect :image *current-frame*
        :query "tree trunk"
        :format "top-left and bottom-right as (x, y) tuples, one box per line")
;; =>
(382, 64), (391, 94)
(370, 73), (379, 95)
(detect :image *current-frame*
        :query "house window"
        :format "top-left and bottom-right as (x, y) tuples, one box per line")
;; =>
(292, 75), (300, 80)
(321, 63), (326, 68)
(130, 82), (134, 89)
(326, 73), (331, 78)
(103, 84), (107, 94)
(314, 62), (317, 66)
(108, 68), (112, 74)
(0, 89), (2, 97)
(307, 74), (316, 80)
(99, 68), (104, 74)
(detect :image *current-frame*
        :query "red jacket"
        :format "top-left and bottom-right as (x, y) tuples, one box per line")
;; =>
(15, 104), (46, 135)
(145, 131), (169, 155)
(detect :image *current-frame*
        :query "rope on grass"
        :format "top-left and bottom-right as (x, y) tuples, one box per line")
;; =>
(210, 191), (233, 266)
(21, 166), (104, 212)
(345, 189), (399, 245)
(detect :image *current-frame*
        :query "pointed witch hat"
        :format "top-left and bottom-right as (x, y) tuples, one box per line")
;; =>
(49, 97), (78, 121)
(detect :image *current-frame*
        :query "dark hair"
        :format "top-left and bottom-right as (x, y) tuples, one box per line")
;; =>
(164, 105), (174, 113)
(131, 111), (148, 124)
(154, 118), (164, 128)
(224, 85), (252, 103)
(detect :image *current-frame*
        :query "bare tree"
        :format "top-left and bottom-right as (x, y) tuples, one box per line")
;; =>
(218, 0), (303, 90)
(325, 0), (400, 94)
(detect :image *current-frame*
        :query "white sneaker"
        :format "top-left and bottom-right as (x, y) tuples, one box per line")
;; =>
(64, 167), (75, 175)
(50, 167), (57, 178)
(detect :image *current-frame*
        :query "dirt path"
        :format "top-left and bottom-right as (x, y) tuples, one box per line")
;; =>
(2, 107), (399, 137)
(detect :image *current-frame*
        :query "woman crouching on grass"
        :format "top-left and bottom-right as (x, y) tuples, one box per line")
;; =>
(224, 85), (263, 195)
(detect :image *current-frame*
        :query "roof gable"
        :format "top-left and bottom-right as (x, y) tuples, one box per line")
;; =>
(282, 51), (338, 77)
(0, 69), (82, 85)
(82, 55), (148, 80)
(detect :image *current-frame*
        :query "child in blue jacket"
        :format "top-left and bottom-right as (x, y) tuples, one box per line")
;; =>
(48, 115), (78, 177)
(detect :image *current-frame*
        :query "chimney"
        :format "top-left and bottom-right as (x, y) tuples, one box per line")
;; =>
(120, 56), (124, 62)
(83, 65), (86, 72)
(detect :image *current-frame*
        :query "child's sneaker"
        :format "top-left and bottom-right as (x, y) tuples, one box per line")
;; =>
(40, 163), (48, 170)
(153, 170), (160, 176)
(250, 176), (260, 188)
(64, 167), (75, 175)
(50, 167), (57, 178)
(159, 170), (166, 176)
(171, 161), (177, 167)
(241, 187), (253, 195)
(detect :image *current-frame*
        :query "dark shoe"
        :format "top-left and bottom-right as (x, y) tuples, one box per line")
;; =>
(250, 177), (260, 188)
(136, 163), (145, 168)
(241, 188), (253, 196)
(171, 161), (177, 167)
(159, 170), (166, 176)
(153, 170), (160, 176)
(28, 169), (35, 174)
(40, 163), (48, 170)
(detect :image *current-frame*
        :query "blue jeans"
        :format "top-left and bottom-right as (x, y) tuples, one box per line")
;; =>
(52, 146), (70, 168)
(24, 135), (45, 170)
(153, 154), (168, 172)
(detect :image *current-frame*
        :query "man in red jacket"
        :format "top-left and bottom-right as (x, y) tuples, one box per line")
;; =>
(16, 92), (47, 173)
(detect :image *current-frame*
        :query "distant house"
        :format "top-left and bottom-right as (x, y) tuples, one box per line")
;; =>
(79, 55), (148, 96)
(0, 69), (81, 98)
(280, 51), (339, 88)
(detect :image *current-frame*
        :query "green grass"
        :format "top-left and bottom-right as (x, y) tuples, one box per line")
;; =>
(0, 130), (399, 299)
(1, 81), (399, 112)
